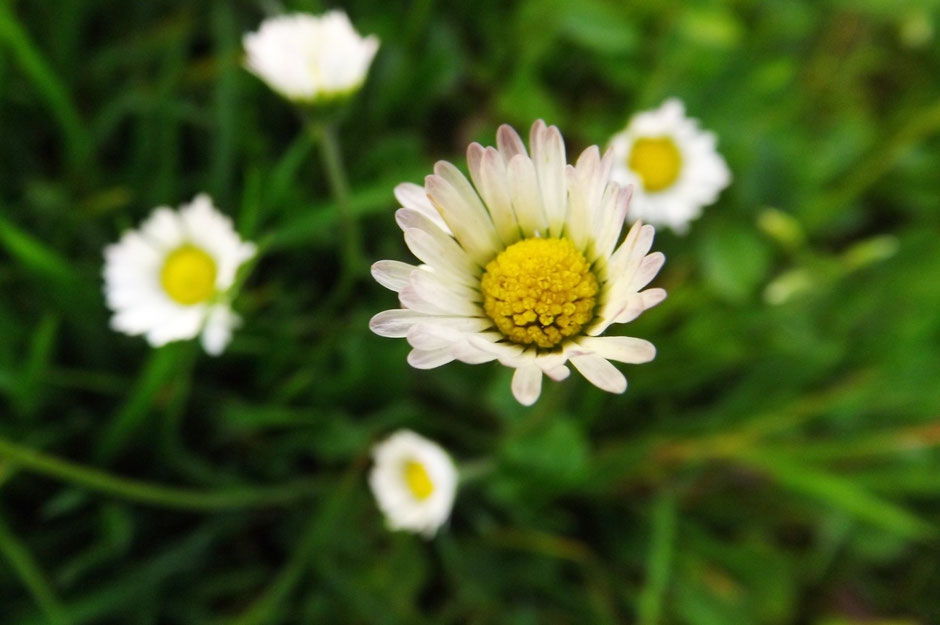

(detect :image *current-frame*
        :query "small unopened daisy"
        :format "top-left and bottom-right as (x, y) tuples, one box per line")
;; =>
(103, 194), (256, 355)
(370, 121), (666, 406)
(608, 98), (730, 234)
(243, 10), (379, 104)
(369, 430), (458, 538)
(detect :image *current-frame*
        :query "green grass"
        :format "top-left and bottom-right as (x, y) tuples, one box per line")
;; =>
(1, 0), (939, 623)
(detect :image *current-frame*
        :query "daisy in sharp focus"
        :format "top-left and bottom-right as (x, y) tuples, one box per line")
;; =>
(370, 121), (667, 406)
(243, 10), (379, 104)
(103, 194), (256, 355)
(608, 98), (731, 234)
(369, 430), (458, 538)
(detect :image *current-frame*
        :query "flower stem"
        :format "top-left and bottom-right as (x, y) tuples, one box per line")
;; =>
(0, 436), (317, 512)
(311, 121), (363, 306)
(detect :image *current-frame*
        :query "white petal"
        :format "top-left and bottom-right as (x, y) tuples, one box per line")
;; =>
(144, 306), (205, 347)
(564, 165), (592, 251)
(399, 269), (480, 316)
(530, 120), (567, 237)
(577, 336), (656, 364)
(243, 11), (378, 102)
(395, 207), (447, 235)
(570, 354), (627, 394)
(394, 182), (451, 234)
(403, 227), (478, 288)
(609, 222), (656, 276)
(201, 304), (240, 356)
(511, 365), (542, 406)
(369, 311), (418, 337)
(630, 251), (666, 291)
(507, 154), (548, 238)
(591, 184), (632, 263)
(407, 324), (461, 351)
(468, 144), (521, 245)
(544, 365), (570, 381)
(370, 309), (487, 338)
(426, 162), (501, 265)
(497, 124), (528, 162)
(407, 347), (456, 369)
(641, 288), (668, 310)
(371, 260), (417, 293)
(139, 207), (183, 249)
(467, 334), (526, 361)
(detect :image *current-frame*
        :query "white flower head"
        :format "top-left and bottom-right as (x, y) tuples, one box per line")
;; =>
(608, 98), (731, 234)
(103, 194), (257, 355)
(370, 121), (667, 406)
(243, 10), (379, 104)
(368, 430), (458, 538)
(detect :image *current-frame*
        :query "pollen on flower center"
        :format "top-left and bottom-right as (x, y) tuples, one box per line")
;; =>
(160, 245), (217, 306)
(628, 137), (682, 192)
(403, 460), (434, 500)
(481, 237), (598, 349)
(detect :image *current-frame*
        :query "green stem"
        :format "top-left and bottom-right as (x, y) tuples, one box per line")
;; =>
(0, 436), (317, 512)
(0, 512), (72, 625)
(311, 121), (363, 308)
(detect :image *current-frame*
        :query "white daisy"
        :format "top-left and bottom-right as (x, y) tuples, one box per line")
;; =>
(243, 10), (379, 104)
(103, 194), (256, 355)
(368, 430), (458, 538)
(370, 121), (667, 406)
(608, 98), (731, 234)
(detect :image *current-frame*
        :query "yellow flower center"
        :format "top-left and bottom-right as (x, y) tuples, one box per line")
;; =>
(403, 460), (434, 500)
(481, 237), (598, 349)
(160, 245), (217, 306)
(628, 137), (682, 192)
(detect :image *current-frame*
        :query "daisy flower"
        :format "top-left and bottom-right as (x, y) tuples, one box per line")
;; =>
(608, 98), (731, 234)
(369, 121), (666, 406)
(368, 430), (458, 538)
(243, 10), (379, 104)
(103, 194), (256, 355)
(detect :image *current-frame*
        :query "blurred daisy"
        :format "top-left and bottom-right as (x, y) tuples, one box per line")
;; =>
(103, 194), (256, 355)
(608, 98), (730, 234)
(243, 10), (379, 104)
(369, 430), (457, 538)
(370, 121), (666, 406)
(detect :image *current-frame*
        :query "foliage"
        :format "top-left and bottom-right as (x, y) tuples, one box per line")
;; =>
(0, 0), (939, 623)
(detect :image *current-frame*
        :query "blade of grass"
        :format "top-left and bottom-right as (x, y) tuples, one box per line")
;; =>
(734, 449), (934, 541)
(18, 521), (220, 625)
(0, 211), (78, 284)
(15, 313), (59, 419)
(224, 465), (363, 625)
(637, 489), (678, 625)
(0, 435), (319, 511)
(0, 512), (72, 625)
(96, 344), (184, 463)
(210, 1), (238, 207)
(0, 1), (89, 170)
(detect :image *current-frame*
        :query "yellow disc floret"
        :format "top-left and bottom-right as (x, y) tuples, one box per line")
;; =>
(628, 136), (682, 192)
(403, 460), (434, 500)
(481, 237), (598, 349)
(160, 245), (218, 306)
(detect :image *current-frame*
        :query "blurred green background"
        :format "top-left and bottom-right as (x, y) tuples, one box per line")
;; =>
(1, 0), (939, 623)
